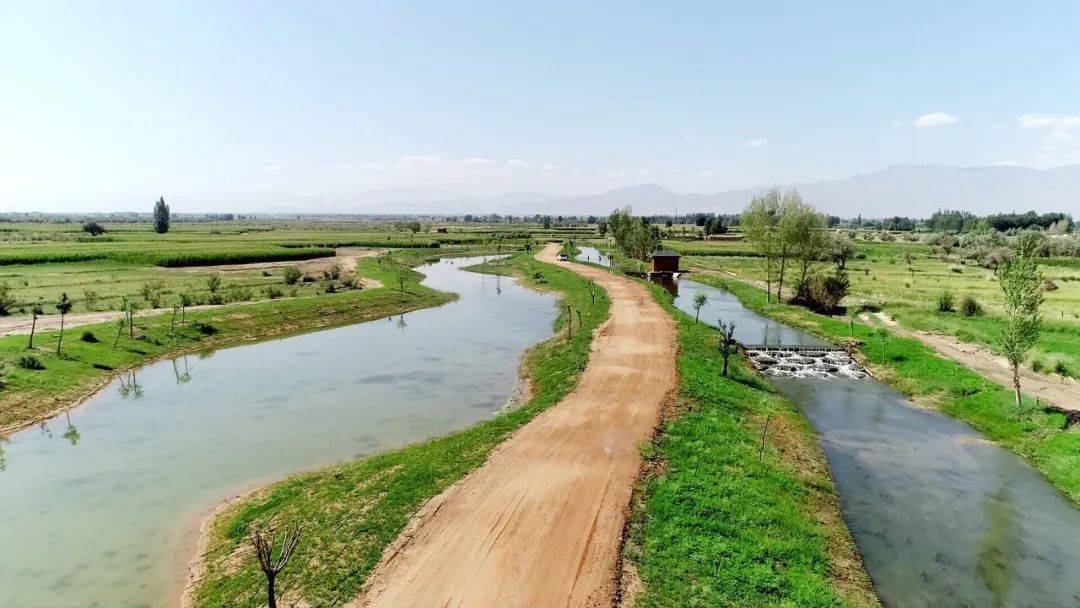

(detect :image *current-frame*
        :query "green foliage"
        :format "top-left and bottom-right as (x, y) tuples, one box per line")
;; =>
(608, 208), (660, 262)
(153, 197), (170, 234)
(282, 266), (301, 285)
(961, 295), (982, 316)
(0, 282), (14, 316)
(82, 221), (106, 237)
(206, 273), (222, 293)
(80, 331), (99, 343)
(997, 249), (1044, 403)
(937, 290), (955, 313)
(18, 354), (44, 370)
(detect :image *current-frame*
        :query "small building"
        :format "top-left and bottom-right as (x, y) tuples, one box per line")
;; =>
(649, 251), (681, 278)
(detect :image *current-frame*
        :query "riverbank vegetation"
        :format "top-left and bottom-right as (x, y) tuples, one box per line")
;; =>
(188, 251), (610, 608)
(623, 280), (879, 607)
(694, 273), (1080, 504)
(0, 254), (451, 433)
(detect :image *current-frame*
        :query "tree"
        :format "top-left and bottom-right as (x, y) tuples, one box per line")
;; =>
(250, 525), (303, 608)
(597, 220), (608, 238)
(394, 267), (410, 293)
(997, 245), (1043, 406)
(718, 319), (736, 377)
(56, 293), (73, 354)
(828, 232), (856, 271)
(153, 197), (170, 233)
(178, 293), (192, 323)
(282, 266), (301, 285)
(541, 216), (553, 229)
(28, 299), (44, 349)
(741, 189), (783, 302)
(113, 317), (126, 347)
(82, 221), (106, 237)
(692, 292), (708, 322)
(206, 273), (222, 293)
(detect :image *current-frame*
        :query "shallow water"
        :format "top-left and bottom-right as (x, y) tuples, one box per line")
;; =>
(0, 257), (556, 608)
(676, 279), (1080, 607)
(574, 245), (611, 267)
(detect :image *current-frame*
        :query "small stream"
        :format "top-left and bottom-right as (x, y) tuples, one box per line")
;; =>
(0, 257), (557, 608)
(674, 278), (1080, 608)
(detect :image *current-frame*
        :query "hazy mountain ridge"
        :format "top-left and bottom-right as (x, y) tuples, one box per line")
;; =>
(507, 165), (1080, 217)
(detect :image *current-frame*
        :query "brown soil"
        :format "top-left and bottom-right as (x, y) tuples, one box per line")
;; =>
(351, 244), (678, 608)
(868, 311), (1080, 413)
(0, 248), (381, 337)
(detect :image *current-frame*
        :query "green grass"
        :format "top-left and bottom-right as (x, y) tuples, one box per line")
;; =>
(694, 274), (1080, 505)
(190, 251), (610, 608)
(626, 281), (877, 608)
(0, 255), (452, 432)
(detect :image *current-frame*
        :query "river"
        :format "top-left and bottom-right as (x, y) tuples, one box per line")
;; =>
(673, 277), (1080, 608)
(0, 256), (557, 608)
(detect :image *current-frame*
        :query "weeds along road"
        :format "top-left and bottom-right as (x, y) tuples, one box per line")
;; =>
(352, 243), (678, 608)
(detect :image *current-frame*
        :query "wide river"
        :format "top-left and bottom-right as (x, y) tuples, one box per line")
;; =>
(671, 276), (1080, 608)
(0, 256), (557, 608)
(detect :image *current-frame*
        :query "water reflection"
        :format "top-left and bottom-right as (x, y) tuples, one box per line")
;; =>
(0, 256), (557, 608)
(574, 246), (612, 268)
(672, 279), (828, 346)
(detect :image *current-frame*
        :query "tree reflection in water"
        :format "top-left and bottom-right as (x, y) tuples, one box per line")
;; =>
(977, 484), (1020, 608)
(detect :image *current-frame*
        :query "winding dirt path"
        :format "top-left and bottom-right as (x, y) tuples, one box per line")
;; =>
(866, 311), (1080, 413)
(352, 243), (677, 608)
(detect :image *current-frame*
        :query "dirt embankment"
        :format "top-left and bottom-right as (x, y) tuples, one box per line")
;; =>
(867, 311), (1080, 413)
(0, 248), (381, 338)
(351, 244), (678, 608)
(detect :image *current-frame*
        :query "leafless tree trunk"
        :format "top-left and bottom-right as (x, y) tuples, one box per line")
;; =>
(251, 525), (303, 608)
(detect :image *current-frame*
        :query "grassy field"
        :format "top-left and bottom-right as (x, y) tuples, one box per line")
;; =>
(682, 239), (1080, 379)
(188, 251), (610, 608)
(0, 253), (453, 432)
(695, 273), (1080, 505)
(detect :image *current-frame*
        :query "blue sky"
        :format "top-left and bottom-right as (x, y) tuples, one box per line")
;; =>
(3, 1), (1080, 212)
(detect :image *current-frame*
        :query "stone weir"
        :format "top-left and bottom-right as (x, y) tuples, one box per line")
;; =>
(743, 344), (868, 380)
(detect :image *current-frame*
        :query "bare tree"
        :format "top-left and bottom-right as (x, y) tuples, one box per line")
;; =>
(250, 525), (303, 608)
(718, 319), (736, 377)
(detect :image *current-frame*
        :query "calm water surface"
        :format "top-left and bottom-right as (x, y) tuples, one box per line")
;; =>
(574, 245), (611, 267)
(675, 279), (1080, 607)
(0, 257), (556, 608)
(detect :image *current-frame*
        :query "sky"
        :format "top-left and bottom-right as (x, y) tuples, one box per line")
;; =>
(3, 1), (1080, 213)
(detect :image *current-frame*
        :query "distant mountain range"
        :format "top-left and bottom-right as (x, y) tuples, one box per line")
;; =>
(502, 165), (1080, 217)
(346, 164), (1080, 217)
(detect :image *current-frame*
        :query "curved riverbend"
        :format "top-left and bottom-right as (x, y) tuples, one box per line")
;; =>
(674, 278), (1080, 607)
(0, 257), (556, 608)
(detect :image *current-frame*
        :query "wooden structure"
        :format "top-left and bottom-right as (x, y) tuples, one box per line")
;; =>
(648, 251), (680, 278)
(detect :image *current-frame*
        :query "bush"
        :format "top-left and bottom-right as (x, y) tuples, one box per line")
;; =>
(80, 331), (99, 343)
(324, 282), (337, 294)
(793, 273), (850, 312)
(207, 293), (224, 305)
(1042, 279), (1059, 291)
(937, 291), (955, 313)
(282, 266), (302, 285)
(191, 321), (217, 335)
(960, 295), (982, 316)
(0, 282), (15, 316)
(1054, 360), (1071, 377)
(264, 285), (283, 299)
(18, 354), (44, 370)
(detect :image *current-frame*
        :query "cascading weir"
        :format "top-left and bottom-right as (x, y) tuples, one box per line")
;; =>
(743, 344), (868, 379)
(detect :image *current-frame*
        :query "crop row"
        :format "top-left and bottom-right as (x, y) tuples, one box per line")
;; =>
(0, 246), (335, 267)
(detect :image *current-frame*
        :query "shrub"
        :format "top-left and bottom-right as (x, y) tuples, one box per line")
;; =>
(793, 273), (850, 312)
(191, 321), (217, 335)
(206, 273), (222, 293)
(1054, 360), (1071, 377)
(264, 285), (283, 299)
(207, 293), (224, 305)
(324, 282), (337, 294)
(82, 289), (99, 311)
(937, 291), (955, 313)
(1032, 358), (1045, 373)
(282, 266), (302, 285)
(18, 354), (44, 370)
(960, 295), (982, 316)
(80, 331), (99, 343)
(0, 282), (15, 316)
(1042, 279), (1059, 291)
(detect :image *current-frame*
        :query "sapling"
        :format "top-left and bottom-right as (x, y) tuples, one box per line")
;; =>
(718, 319), (736, 377)
(55, 293), (73, 355)
(692, 291), (708, 322)
(251, 524), (303, 608)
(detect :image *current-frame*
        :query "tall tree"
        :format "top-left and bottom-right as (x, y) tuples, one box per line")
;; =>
(740, 189), (783, 302)
(997, 244), (1043, 407)
(55, 293), (73, 354)
(153, 196), (170, 234)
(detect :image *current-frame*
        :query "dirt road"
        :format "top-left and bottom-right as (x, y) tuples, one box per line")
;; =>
(0, 249), (380, 337)
(352, 244), (677, 608)
(867, 311), (1080, 413)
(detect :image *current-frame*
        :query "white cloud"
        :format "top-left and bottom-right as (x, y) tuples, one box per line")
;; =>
(1016, 113), (1080, 167)
(914, 112), (959, 128)
(745, 138), (768, 147)
(1017, 113), (1080, 130)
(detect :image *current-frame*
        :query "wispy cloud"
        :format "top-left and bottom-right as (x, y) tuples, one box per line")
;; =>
(1017, 113), (1080, 130)
(914, 112), (959, 128)
(1017, 113), (1080, 167)
(745, 138), (768, 147)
